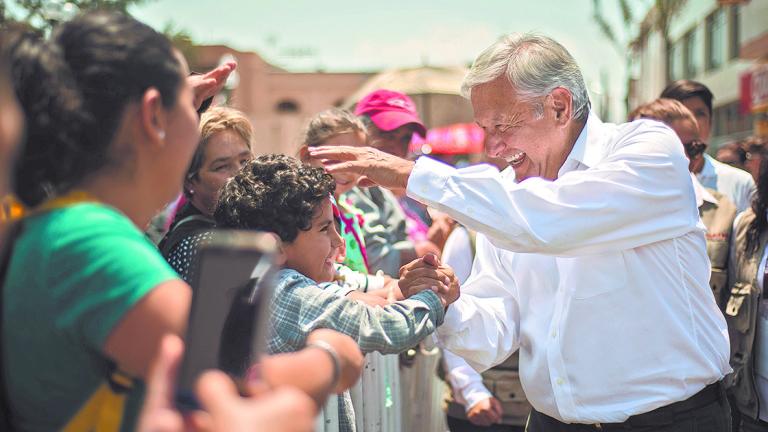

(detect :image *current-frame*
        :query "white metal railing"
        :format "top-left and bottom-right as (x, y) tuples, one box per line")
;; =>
(315, 342), (448, 432)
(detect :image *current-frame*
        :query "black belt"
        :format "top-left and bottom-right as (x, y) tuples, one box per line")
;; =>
(593, 381), (724, 430)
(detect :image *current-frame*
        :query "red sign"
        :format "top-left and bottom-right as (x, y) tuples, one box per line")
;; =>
(740, 64), (768, 113)
(409, 123), (485, 155)
(753, 64), (768, 112)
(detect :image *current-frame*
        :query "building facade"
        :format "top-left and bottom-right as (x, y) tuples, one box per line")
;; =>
(190, 45), (374, 156)
(629, 0), (768, 147)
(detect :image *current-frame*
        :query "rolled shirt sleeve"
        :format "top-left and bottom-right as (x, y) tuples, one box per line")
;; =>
(438, 233), (522, 371)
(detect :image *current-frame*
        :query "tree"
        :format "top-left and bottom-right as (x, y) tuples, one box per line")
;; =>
(2, 1), (198, 63)
(1, 0), (153, 33)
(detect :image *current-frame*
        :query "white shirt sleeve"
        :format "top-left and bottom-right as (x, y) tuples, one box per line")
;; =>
(443, 349), (493, 411)
(437, 234), (521, 371)
(441, 226), (474, 283)
(407, 126), (698, 256)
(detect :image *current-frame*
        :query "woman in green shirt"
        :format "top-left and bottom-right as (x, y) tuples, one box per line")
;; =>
(3, 13), (198, 431)
(1, 16), (362, 432)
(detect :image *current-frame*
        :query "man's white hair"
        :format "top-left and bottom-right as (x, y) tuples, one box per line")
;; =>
(461, 33), (591, 122)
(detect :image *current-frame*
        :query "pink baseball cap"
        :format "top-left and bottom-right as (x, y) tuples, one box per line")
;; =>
(354, 89), (427, 138)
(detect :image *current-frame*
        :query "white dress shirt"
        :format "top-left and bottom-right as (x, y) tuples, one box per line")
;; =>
(441, 227), (493, 412)
(697, 153), (755, 213)
(441, 226), (474, 284)
(407, 114), (731, 423)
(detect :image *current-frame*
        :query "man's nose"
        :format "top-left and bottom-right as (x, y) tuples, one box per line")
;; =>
(485, 135), (505, 158)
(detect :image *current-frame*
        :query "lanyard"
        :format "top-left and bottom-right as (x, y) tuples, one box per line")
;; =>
(1, 191), (98, 223)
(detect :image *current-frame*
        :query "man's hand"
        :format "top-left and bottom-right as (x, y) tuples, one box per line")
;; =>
(466, 396), (503, 427)
(398, 253), (460, 308)
(188, 61), (237, 110)
(307, 146), (414, 191)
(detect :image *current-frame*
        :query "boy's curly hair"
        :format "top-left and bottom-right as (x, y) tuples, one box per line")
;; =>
(214, 154), (336, 242)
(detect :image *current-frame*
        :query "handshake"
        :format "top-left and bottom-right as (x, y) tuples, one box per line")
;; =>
(397, 253), (460, 308)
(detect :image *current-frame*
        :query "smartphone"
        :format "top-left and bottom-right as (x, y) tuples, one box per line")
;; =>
(175, 230), (278, 412)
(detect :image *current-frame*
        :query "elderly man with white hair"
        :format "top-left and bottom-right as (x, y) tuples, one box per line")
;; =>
(309, 33), (731, 431)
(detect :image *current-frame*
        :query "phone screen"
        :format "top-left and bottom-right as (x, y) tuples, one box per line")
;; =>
(175, 230), (276, 411)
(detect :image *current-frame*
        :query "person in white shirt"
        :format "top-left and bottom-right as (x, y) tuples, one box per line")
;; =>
(661, 79), (756, 212)
(629, 98), (738, 308)
(442, 224), (530, 431)
(309, 33), (731, 431)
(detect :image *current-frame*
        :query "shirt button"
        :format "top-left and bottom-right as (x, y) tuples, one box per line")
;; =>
(420, 186), (427, 193)
(551, 331), (557, 338)
(556, 378), (564, 386)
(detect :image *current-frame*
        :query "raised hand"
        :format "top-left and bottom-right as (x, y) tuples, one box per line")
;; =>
(188, 61), (237, 110)
(307, 145), (414, 192)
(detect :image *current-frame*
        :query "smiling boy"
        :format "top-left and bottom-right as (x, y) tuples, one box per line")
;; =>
(214, 154), (457, 432)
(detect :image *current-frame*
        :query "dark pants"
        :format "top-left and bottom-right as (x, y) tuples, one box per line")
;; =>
(740, 415), (768, 432)
(525, 385), (731, 432)
(447, 415), (524, 432)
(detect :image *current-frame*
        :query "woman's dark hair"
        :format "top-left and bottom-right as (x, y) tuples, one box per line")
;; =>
(214, 154), (336, 242)
(660, 80), (714, 116)
(10, 11), (183, 206)
(746, 156), (768, 254)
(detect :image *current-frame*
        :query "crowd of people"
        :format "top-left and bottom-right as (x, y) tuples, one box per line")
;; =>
(1, 8), (768, 432)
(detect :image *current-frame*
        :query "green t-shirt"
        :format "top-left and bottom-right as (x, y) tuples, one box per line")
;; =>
(2, 203), (179, 431)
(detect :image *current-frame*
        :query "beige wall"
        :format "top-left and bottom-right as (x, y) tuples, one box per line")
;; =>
(190, 46), (478, 157)
(190, 45), (373, 156)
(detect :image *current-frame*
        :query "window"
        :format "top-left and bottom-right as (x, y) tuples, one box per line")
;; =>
(706, 8), (727, 71)
(668, 40), (684, 82)
(683, 30), (699, 78)
(712, 101), (753, 139)
(729, 5), (740, 60)
(275, 99), (300, 114)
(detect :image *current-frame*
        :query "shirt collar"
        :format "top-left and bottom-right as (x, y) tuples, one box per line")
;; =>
(690, 172), (719, 207)
(558, 112), (605, 176)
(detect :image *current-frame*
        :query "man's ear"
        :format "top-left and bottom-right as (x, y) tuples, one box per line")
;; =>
(549, 87), (573, 126)
(139, 87), (168, 149)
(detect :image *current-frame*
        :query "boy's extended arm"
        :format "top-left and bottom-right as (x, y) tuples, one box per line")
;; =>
(271, 271), (444, 355)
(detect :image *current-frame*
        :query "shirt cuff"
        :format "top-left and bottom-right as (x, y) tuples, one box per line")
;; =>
(411, 289), (445, 326)
(406, 156), (452, 205)
(366, 274), (386, 291)
(438, 295), (473, 337)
